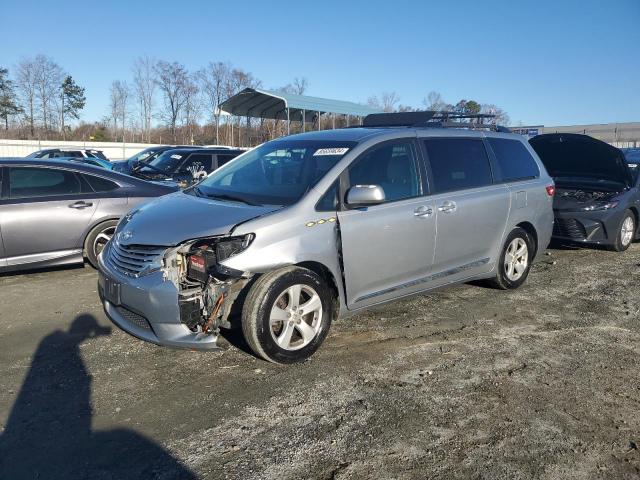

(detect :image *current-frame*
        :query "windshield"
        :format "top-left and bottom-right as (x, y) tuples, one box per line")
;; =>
(147, 150), (187, 172)
(624, 149), (640, 183)
(623, 148), (640, 162)
(127, 147), (161, 164)
(190, 140), (355, 206)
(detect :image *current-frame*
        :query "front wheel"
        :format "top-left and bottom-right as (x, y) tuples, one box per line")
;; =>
(241, 266), (333, 363)
(489, 227), (535, 290)
(610, 210), (635, 252)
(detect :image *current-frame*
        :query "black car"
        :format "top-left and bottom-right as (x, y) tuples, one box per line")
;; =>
(0, 158), (177, 272)
(111, 145), (199, 175)
(130, 147), (245, 188)
(27, 148), (108, 160)
(530, 133), (639, 251)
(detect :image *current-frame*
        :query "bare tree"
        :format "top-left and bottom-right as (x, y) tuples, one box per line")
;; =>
(224, 68), (261, 146)
(33, 55), (63, 134)
(109, 80), (129, 142)
(368, 91), (400, 112)
(481, 103), (510, 126)
(281, 77), (308, 95)
(154, 60), (189, 143)
(132, 56), (155, 143)
(15, 58), (38, 135)
(181, 74), (201, 144)
(423, 91), (450, 111)
(197, 61), (230, 144)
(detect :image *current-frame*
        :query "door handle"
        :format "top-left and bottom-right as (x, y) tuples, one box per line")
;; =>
(68, 201), (93, 209)
(414, 206), (433, 217)
(438, 201), (457, 213)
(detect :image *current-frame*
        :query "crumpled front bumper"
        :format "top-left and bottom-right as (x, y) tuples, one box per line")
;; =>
(97, 244), (222, 350)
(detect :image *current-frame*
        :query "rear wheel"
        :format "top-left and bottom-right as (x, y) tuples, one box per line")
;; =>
(489, 227), (534, 290)
(84, 220), (118, 269)
(611, 210), (635, 252)
(241, 266), (333, 363)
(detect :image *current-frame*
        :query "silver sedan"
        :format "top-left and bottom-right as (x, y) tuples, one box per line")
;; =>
(0, 158), (176, 273)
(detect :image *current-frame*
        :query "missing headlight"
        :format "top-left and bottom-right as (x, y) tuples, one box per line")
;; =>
(185, 234), (254, 283)
(215, 234), (255, 262)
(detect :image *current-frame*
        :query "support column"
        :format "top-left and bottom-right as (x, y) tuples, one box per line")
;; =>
(287, 108), (290, 135)
(332, 113), (335, 129)
(317, 111), (321, 130)
(302, 109), (306, 133)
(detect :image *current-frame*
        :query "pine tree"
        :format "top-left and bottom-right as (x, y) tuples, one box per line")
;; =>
(0, 68), (22, 130)
(60, 75), (86, 139)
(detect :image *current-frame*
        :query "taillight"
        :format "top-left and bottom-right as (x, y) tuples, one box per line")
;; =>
(546, 185), (555, 197)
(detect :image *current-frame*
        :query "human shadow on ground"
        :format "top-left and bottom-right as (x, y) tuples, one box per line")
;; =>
(0, 314), (197, 479)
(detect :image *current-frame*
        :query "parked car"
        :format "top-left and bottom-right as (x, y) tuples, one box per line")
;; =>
(27, 148), (108, 160)
(130, 147), (245, 187)
(65, 156), (114, 170)
(622, 147), (640, 164)
(98, 113), (554, 363)
(530, 133), (639, 251)
(0, 159), (177, 273)
(111, 145), (199, 175)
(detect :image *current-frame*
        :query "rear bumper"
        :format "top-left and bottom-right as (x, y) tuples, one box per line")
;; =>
(97, 245), (221, 350)
(552, 208), (625, 245)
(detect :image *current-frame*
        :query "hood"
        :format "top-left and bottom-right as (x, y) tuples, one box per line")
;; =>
(116, 191), (280, 246)
(530, 134), (632, 187)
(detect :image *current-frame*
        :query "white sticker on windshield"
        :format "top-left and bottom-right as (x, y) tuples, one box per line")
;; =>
(313, 147), (349, 156)
(170, 154), (183, 159)
(629, 163), (638, 168)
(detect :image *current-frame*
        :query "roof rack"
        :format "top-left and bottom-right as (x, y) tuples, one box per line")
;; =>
(361, 111), (510, 133)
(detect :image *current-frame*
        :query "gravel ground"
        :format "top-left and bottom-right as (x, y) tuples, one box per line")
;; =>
(0, 245), (639, 479)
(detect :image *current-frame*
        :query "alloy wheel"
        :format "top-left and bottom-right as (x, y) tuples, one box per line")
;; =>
(621, 216), (634, 247)
(504, 237), (528, 282)
(269, 284), (323, 351)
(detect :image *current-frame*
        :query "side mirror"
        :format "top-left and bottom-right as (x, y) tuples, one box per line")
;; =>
(346, 185), (386, 208)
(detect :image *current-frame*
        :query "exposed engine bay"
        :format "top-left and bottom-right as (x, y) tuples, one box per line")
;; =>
(553, 181), (623, 210)
(556, 188), (618, 203)
(162, 236), (254, 335)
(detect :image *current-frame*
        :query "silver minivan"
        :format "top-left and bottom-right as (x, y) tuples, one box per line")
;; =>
(98, 115), (554, 363)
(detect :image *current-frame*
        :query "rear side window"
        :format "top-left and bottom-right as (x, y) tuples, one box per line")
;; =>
(9, 167), (82, 199)
(424, 138), (493, 193)
(488, 138), (539, 182)
(348, 141), (420, 203)
(180, 154), (213, 173)
(83, 174), (119, 192)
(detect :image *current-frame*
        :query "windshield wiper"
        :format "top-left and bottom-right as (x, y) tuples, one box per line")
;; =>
(200, 191), (260, 206)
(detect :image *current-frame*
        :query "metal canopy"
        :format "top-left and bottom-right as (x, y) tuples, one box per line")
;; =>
(219, 87), (381, 122)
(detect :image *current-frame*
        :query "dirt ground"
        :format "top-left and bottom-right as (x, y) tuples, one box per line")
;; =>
(1, 244), (639, 479)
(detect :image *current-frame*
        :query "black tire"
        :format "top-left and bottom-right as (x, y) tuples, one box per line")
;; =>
(241, 266), (333, 363)
(489, 227), (535, 290)
(610, 209), (635, 252)
(84, 220), (118, 269)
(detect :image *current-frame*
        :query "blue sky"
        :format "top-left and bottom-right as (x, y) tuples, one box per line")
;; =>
(2, 0), (639, 126)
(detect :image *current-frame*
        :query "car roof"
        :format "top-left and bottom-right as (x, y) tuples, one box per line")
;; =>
(0, 158), (126, 177)
(162, 147), (245, 154)
(281, 126), (519, 143)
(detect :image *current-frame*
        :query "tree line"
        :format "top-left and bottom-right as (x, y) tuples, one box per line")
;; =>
(0, 55), (509, 147)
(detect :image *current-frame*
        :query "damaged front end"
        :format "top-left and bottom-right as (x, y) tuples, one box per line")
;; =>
(162, 234), (254, 338)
